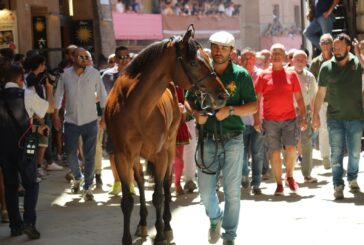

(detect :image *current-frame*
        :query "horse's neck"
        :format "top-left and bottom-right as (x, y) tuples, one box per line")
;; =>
(128, 63), (175, 117)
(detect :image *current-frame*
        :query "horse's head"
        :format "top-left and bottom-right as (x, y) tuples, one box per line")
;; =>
(172, 25), (228, 111)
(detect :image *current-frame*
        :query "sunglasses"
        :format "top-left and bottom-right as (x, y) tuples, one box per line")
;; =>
(116, 54), (130, 60)
(320, 40), (332, 45)
(77, 55), (90, 62)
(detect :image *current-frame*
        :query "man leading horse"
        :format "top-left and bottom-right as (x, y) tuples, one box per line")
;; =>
(185, 31), (258, 245)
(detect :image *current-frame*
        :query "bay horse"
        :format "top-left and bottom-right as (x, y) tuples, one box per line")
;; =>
(104, 25), (228, 245)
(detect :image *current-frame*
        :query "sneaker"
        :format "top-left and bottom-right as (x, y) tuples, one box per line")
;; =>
(274, 184), (284, 196)
(10, 227), (23, 237)
(175, 184), (184, 196)
(223, 240), (235, 245)
(184, 180), (197, 193)
(83, 189), (94, 201)
(241, 176), (250, 190)
(334, 185), (344, 200)
(65, 171), (74, 182)
(349, 179), (360, 193)
(304, 176), (318, 183)
(108, 181), (121, 196)
(252, 186), (262, 195)
(37, 167), (46, 179)
(95, 174), (103, 188)
(322, 157), (331, 169)
(46, 162), (64, 171)
(285, 177), (299, 193)
(208, 218), (222, 244)
(23, 224), (40, 240)
(71, 178), (82, 194)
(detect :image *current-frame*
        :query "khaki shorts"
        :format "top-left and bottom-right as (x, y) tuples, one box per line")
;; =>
(38, 135), (48, 148)
(262, 118), (298, 153)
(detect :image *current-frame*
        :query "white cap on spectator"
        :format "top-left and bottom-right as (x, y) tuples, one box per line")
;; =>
(209, 31), (235, 48)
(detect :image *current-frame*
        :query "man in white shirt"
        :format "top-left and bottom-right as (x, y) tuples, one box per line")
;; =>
(53, 48), (107, 201)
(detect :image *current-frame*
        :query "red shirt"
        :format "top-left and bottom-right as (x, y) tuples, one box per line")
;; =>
(255, 68), (301, 120)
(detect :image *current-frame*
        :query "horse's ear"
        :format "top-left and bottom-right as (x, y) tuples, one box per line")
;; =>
(181, 24), (195, 45)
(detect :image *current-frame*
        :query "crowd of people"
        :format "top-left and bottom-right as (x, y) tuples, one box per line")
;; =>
(160, 0), (240, 16)
(1, 24), (364, 244)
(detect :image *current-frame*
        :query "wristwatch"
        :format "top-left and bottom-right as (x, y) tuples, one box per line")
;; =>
(229, 106), (235, 116)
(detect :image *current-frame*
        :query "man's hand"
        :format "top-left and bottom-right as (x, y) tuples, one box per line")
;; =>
(353, 38), (361, 56)
(312, 114), (321, 132)
(52, 114), (61, 131)
(253, 123), (262, 133)
(99, 117), (106, 129)
(193, 111), (208, 125)
(215, 106), (230, 121)
(37, 125), (50, 136)
(322, 9), (332, 18)
(300, 118), (308, 131)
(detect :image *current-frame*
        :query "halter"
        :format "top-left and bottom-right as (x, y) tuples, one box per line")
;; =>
(171, 36), (217, 91)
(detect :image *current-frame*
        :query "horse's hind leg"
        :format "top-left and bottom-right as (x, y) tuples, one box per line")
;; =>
(114, 152), (134, 245)
(134, 161), (148, 237)
(163, 168), (173, 242)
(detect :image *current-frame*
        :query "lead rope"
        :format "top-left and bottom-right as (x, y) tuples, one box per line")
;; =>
(195, 119), (226, 175)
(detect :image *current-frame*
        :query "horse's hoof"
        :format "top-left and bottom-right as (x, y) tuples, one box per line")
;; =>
(153, 240), (167, 245)
(164, 230), (174, 242)
(135, 225), (148, 237)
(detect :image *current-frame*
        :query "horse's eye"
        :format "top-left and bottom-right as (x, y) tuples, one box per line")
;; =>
(194, 90), (202, 97)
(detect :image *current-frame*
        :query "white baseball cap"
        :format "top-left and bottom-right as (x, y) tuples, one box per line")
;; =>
(209, 31), (235, 48)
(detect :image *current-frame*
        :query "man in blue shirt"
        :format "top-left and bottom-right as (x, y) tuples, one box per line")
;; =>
(303, 0), (339, 50)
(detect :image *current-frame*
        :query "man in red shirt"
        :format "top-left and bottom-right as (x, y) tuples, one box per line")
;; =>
(254, 43), (307, 195)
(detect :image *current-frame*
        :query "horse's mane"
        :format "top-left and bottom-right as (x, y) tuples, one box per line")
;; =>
(125, 38), (200, 78)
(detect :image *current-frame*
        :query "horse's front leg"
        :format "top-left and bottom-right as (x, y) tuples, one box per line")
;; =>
(115, 153), (134, 245)
(134, 162), (148, 237)
(153, 180), (166, 245)
(163, 170), (173, 242)
(121, 179), (134, 245)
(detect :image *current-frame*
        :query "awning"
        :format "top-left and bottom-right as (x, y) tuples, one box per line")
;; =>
(112, 12), (162, 40)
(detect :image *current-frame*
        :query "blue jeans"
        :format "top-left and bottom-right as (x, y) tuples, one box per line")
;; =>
(303, 13), (335, 49)
(64, 121), (98, 189)
(197, 133), (244, 241)
(327, 120), (364, 188)
(242, 126), (263, 188)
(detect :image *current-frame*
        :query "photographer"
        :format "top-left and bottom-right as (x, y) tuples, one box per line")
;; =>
(0, 64), (54, 239)
(24, 55), (62, 175)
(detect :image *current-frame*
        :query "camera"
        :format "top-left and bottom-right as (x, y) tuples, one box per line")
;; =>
(39, 71), (58, 86)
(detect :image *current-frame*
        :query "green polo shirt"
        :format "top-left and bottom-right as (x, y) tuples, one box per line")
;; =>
(309, 54), (325, 79)
(318, 53), (364, 120)
(186, 62), (257, 134)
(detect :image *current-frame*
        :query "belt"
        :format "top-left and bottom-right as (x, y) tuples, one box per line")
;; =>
(203, 131), (242, 141)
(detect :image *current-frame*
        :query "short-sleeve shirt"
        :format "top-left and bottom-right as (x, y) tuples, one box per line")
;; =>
(288, 68), (317, 107)
(255, 68), (301, 120)
(318, 53), (364, 120)
(5, 82), (48, 119)
(101, 66), (119, 94)
(186, 62), (257, 134)
(309, 54), (325, 79)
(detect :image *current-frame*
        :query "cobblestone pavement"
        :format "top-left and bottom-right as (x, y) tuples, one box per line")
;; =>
(1, 149), (364, 245)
